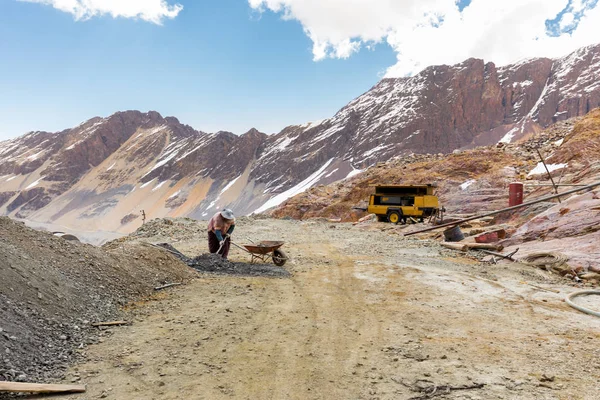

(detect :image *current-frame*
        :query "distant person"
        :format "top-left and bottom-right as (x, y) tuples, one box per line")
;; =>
(207, 209), (236, 259)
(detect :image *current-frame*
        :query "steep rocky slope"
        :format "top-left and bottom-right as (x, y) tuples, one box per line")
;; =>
(271, 110), (599, 221)
(0, 111), (268, 233)
(1, 44), (600, 234)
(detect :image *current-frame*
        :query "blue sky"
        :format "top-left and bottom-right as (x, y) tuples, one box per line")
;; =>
(1, 0), (598, 141)
(0, 0), (395, 140)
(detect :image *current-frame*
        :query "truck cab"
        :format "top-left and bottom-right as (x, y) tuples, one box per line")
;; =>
(367, 185), (440, 224)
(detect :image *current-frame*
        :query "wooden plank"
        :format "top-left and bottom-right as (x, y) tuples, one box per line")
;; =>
(154, 282), (182, 291)
(0, 382), (86, 394)
(441, 242), (467, 252)
(463, 243), (504, 251)
(91, 320), (129, 327)
(441, 242), (504, 252)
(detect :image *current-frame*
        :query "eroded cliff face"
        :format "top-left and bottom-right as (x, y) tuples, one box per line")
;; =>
(1, 44), (600, 231)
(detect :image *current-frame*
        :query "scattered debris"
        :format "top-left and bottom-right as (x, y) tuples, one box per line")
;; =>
(395, 379), (485, 400)
(405, 180), (600, 236)
(481, 248), (519, 262)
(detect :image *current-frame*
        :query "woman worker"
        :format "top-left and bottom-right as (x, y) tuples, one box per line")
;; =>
(207, 208), (236, 259)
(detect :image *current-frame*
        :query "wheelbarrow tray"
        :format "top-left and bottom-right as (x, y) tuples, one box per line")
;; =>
(243, 241), (284, 255)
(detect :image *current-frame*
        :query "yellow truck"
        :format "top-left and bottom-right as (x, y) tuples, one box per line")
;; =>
(367, 185), (440, 224)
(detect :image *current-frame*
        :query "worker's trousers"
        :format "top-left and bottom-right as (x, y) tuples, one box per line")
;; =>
(208, 231), (230, 259)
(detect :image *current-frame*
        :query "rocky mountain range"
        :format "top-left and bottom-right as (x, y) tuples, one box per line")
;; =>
(1, 43), (600, 235)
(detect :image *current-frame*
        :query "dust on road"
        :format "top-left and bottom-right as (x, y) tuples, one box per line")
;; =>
(66, 219), (600, 400)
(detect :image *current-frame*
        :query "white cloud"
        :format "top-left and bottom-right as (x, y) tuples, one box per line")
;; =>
(21, 0), (183, 25)
(249, 0), (600, 77)
(560, 12), (575, 29)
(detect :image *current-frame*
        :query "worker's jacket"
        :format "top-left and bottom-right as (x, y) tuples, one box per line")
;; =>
(207, 212), (235, 234)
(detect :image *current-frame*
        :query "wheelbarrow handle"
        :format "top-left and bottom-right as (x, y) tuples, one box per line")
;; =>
(230, 241), (253, 254)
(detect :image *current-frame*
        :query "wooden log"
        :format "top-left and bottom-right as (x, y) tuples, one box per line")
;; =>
(441, 242), (468, 252)
(358, 214), (376, 223)
(0, 382), (86, 394)
(91, 320), (129, 327)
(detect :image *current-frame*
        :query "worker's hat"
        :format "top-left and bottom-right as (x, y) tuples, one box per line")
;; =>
(220, 208), (235, 220)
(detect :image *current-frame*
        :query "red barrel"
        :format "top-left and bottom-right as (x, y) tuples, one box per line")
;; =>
(509, 182), (524, 206)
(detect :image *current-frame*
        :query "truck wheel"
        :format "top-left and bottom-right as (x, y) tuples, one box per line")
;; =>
(388, 211), (401, 224)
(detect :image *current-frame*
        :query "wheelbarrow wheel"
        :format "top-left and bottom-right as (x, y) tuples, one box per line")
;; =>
(272, 249), (287, 266)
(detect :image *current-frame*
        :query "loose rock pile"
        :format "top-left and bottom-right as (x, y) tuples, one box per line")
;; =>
(0, 217), (193, 386)
(156, 243), (290, 278)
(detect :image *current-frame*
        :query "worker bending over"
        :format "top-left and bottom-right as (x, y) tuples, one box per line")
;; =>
(207, 208), (236, 259)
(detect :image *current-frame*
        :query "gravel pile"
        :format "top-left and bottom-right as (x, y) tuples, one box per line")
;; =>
(155, 243), (290, 278)
(130, 216), (261, 242)
(0, 217), (194, 387)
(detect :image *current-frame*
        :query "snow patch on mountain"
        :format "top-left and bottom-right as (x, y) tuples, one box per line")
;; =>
(527, 162), (568, 177)
(460, 179), (477, 190)
(152, 181), (167, 192)
(499, 127), (520, 144)
(253, 159), (335, 214)
(345, 166), (364, 180)
(324, 168), (339, 178)
(26, 149), (46, 161)
(220, 175), (241, 194)
(140, 179), (156, 189)
(25, 177), (44, 190)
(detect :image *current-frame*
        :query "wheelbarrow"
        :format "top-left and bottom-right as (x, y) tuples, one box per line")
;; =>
(230, 240), (288, 266)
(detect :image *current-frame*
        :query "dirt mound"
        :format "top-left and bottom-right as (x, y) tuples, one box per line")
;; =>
(129, 216), (260, 242)
(0, 217), (194, 385)
(130, 217), (206, 241)
(155, 243), (290, 278)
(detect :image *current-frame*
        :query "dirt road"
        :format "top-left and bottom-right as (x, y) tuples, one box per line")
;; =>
(66, 219), (600, 399)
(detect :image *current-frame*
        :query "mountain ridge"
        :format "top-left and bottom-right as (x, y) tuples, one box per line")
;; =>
(1, 43), (600, 234)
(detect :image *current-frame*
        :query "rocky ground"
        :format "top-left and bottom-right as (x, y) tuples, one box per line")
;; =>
(23, 216), (596, 400)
